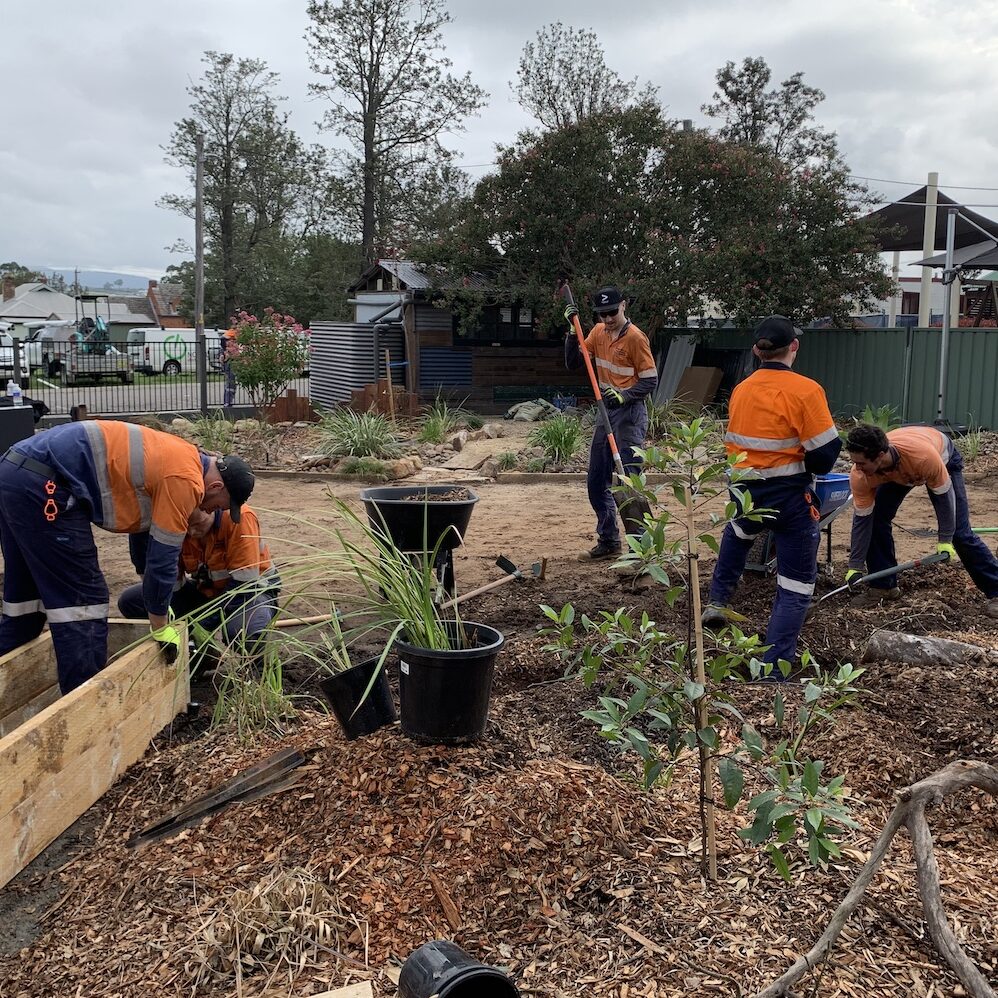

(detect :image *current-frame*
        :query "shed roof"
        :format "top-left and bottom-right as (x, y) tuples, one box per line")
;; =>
(347, 258), (496, 295)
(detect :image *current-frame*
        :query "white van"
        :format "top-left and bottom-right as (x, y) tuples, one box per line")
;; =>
(126, 327), (223, 376)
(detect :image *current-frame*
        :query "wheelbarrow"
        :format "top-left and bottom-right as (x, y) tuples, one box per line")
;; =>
(744, 473), (852, 577)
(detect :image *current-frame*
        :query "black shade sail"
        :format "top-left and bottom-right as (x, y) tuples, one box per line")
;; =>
(863, 186), (998, 251)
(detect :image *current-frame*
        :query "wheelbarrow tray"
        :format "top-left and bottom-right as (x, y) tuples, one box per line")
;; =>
(359, 485), (479, 553)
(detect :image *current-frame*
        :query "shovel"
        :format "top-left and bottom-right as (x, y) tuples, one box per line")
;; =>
(440, 554), (547, 610)
(811, 550), (951, 609)
(557, 281), (653, 537)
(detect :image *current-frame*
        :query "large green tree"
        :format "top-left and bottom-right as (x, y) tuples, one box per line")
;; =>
(701, 56), (838, 165)
(305, 0), (488, 270)
(513, 22), (657, 130)
(162, 51), (336, 321)
(416, 110), (891, 329)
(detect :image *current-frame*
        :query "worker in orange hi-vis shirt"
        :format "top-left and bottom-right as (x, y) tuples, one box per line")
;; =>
(118, 504), (281, 667)
(844, 423), (998, 614)
(701, 316), (841, 673)
(0, 420), (255, 693)
(564, 285), (658, 560)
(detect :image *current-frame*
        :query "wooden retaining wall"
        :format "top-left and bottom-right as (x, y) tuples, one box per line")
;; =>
(0, 622), (189, 889)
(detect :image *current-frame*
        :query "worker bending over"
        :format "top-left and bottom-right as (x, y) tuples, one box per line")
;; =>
(118, 504), (281, 662)
(565, 285), (658, 560)
(845, 423), (998, 614)
(0, 420), (254, 693)
(702, 317), (841, 668)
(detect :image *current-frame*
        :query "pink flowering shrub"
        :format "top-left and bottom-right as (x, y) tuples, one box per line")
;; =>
(229, 307), (309, 413)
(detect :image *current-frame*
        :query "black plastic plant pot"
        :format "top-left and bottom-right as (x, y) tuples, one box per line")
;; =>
(396, 621), (504, 746)
(399, 939), (519, 998)
(319, 657), (396, 741)
(359, 485), (479, 553)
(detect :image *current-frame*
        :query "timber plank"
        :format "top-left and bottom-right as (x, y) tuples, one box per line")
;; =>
(0, 625), (188, 874)
(0, 633), (57, 716)
(0, 684), (60, 739)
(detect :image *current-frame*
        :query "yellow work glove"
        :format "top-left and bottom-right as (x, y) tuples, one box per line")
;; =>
(936, 542), (956, 561)
(602, 386), (625, 409)
(151, 623), (181, 664)
(845, 568), (864, 586)
(564, 303), (579, 324)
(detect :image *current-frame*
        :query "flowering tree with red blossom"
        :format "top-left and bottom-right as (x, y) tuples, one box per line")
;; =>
(229, 307), (309, 413)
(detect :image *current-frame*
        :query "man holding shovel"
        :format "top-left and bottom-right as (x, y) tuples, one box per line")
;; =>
(701, 317), (841, 667)
(564, 285), (658, 560)
(844, 423), (998, 615)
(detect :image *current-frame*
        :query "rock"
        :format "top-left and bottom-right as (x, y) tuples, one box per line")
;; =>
(409, 455), (423, 471)
(480, 457), (500, 478)
(171, 417), (193, 431)
(467, 429), (487, 442)
(235, 418), (260, 432)
(293, 421), (311, 428)
(450, 429), (469, 452)
(301, 454), (332, 470)
(483, 423), (503, 439)
(387, 457), (419, 479)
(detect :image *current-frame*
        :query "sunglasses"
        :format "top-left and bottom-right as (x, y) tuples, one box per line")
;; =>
(596, 305), (620, 317)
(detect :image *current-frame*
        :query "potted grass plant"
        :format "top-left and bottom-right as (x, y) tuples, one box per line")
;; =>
(328, 497), (504, 746)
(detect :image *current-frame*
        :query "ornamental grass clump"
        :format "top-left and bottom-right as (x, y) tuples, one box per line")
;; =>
(528, 412), (583, 464)
(315, 408), (402, 459)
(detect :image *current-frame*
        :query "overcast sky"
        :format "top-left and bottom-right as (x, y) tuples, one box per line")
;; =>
(3, 0), (996, 280)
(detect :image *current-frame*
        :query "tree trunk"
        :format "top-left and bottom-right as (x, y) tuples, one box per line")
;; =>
(362, 118), (377, 270)
(862, 629), (997, 667)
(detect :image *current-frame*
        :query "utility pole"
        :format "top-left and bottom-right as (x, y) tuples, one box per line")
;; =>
(194, 132), (208, 416)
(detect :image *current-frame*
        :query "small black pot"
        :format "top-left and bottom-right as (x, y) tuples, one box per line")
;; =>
(319, 656), (396, 740)
(399, 940), (519, 998)
(396, 621), (504, 746)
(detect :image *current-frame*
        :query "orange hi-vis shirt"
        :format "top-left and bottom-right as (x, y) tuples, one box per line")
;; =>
(724, 367), (838, 480)
(182, 506), (273, 597)
(583, 321), (657, 390)
(849, 426), (954, 512)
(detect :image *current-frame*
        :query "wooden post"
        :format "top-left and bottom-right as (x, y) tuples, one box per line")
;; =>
(685, 484), (717, 882)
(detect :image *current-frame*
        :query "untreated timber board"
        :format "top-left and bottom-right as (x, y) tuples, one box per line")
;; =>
(0, 623), (188, 889)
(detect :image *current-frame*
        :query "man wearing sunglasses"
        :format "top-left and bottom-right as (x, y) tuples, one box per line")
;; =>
(565, 285), (658, 560)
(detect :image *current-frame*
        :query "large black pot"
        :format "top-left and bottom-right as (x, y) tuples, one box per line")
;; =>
(399, 940), (519, 998)
(359, 485), (479, 552)
(396, 621), (504, 746)
(319, 656), (396, 740)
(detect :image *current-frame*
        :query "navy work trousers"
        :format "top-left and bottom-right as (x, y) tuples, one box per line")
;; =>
(588, 400), (648, 544)
(708, 485), (821, 667)
(0, 460), (109, 693)
(118, 579), (279, 647)
(863, 447), (998, 595)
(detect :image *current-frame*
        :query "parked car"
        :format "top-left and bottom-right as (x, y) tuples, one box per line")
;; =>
(127, 327), (224, 376)
(0, 325), (32, 383)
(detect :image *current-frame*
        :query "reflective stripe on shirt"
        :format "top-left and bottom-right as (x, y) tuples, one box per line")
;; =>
(726, 431), (801, 451)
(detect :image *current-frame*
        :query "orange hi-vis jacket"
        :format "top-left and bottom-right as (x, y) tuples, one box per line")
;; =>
(183, 506), (273, 598)
(848, 426), (957, 568)
(724, 364), (839, 482)
(582, 321), (658, 391)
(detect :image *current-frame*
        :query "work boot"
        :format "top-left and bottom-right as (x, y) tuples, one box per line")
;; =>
(986, 597), (998, 619)
(578, 540), (622, 562)
(849, 586), (901, 609)
(701, 604), (730, 628)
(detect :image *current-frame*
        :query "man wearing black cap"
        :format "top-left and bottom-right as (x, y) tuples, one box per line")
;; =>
(0, 419), (254, 693)
(565, 285), (658, 559)
(701, 317), (840, 672)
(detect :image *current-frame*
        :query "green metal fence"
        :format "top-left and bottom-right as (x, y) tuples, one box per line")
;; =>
(656, 326), (998, 429)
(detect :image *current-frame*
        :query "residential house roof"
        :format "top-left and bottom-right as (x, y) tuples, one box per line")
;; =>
(347, 258), (496, 295)
(111, 294), (157, 324)
(0, 282), (156, 325)
(148, 281), (185, 322)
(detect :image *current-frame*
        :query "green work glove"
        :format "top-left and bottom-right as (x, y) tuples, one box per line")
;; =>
(564, 303), (579, 324)
(151, 623), (181, 664)
(845, 568), (863, 587)
(936, 542), (956, 561)
(602, 386), (625, 409)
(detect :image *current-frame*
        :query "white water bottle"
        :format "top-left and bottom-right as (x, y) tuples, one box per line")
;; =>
(11, 381), (22, 406)
(5, 379), (15, 403)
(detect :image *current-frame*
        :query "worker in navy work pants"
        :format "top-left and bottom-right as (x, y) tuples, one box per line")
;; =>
(0, 459), (109, 692)
(707, 486), (823, 663)
(588, 403), (649, 543)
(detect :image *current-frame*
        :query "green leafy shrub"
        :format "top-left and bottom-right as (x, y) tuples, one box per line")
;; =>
(524, 457), (546, 472)
(229, 307), (309, 412)
(857, 403), (900, 432)
(315, 408), (401, 459)
(528, 413), (583, 463)
(338, 456), (389, 477)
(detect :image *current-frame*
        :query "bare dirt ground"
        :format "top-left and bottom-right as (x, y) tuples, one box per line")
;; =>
(3, 470), (998, 995)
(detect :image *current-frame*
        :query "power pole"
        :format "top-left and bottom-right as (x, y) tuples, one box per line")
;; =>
(194, 132), (208, 416)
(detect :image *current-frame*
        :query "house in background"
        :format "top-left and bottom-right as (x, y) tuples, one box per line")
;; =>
(342, 259), (584, 412)
(146, 280), (187, 327)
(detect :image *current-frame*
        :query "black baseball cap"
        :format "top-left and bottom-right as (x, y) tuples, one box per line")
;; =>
(754, 315), (802, 349)
(593, 286), (624, 315)
(217, 455), (255, 523)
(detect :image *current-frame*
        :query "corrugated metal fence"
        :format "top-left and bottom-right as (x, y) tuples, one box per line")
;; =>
(310, 321), (404, 407)
(657, 326), (998, 429)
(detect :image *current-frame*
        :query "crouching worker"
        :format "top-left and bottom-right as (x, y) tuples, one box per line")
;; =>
(119, 503), (281, 669)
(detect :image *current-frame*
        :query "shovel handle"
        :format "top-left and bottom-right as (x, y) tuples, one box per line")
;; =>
(851, 549), (950, 588)
(440, 572), (518, 610)
(559, 282), (626, 478)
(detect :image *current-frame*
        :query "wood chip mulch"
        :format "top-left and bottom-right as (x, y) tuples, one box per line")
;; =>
(2, 609), (997, 996)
